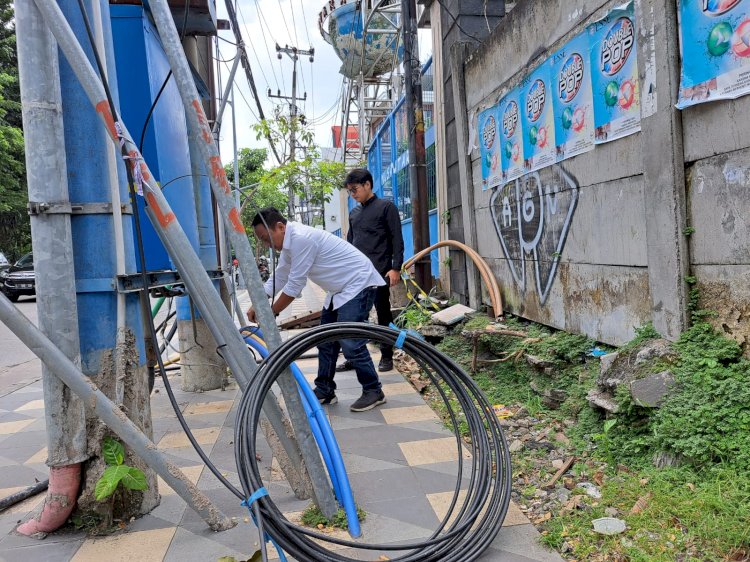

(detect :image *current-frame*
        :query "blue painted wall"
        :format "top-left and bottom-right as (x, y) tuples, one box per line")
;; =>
(58, 0), (145, 370)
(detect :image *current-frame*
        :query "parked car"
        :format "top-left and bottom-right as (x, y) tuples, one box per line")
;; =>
(1, 252), (35, 302)
(0, 252), (9, 274)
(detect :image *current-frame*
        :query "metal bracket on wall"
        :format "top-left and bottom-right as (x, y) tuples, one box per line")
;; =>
(116, 269), (226, 294)
(27, 201), (134, 215)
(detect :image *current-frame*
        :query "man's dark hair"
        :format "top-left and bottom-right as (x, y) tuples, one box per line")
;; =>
(251, 207), (287, 229)
(344, 168), (373, 188)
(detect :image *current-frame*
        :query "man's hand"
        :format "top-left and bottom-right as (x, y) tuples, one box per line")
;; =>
(385, 269), (400, 287)
(246, 307), (257, 324)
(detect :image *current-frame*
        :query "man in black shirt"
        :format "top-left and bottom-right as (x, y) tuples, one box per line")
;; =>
(337, 168), (404, 372)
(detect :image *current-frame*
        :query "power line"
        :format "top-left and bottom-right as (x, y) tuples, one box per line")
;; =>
(240, 0), (280, 91)
(223, 0), (282, 162)
(277, 0), (295, 44)
(252, 0), (284, 92)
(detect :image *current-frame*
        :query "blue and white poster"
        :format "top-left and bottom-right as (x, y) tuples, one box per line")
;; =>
(520, 64), (556, 172)
(478, 104), (502, 190)
(589, 2), (641, 143)
(550, 33), (595, 160)
(676, 0), (750, 109)
(499, 88), (525, 182)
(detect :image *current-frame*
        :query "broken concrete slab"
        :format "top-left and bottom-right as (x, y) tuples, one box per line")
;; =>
(586, 388), (620, 413)
(630, 370), (675, 407)
(431, 304), (476, 326)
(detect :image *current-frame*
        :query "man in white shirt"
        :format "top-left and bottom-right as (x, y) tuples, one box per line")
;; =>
(246, 208), (387, 412)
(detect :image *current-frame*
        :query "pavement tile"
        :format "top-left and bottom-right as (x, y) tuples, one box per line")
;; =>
(338, 441), (409, 466)
(381, 405), (439, 424)
(14, 399), (44, 412)
(156, 465), (204, 496)
(163, 526), (254, 562)
(340, 452), (405, 474)
(334, 425), (456, 450)
(381, 382), (415, 396)
(157, 426), (221, 449)
(182, 400), (233, 416)
(364, 494), (441, 531)
(0, 464), (49, 489)
(488, 524), (564, 561)
(71, 527), (176, 562)
(347, 467), (423, 504)
(0, 419), (35, 435)
(399, 437), (472, 466)
(23, 446), (47, 465)
(504, 501), (532, 527)
(0, 430), (48, 453)
(0, 537), (84, 562)
(0, 486), (45, 516)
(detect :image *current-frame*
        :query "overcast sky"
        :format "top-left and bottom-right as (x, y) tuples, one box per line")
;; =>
(214, 0), (432, 162)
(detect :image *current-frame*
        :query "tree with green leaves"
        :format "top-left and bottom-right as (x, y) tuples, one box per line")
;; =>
(0, 0), (28, 259)
(225, 147), (287, 226)
(253, 113), (345, 227)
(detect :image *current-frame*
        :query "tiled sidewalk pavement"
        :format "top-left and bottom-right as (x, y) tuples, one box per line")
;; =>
(0, 284), (562, 561)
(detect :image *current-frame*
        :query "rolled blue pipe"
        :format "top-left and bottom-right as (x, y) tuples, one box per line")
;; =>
(242, 331), (361, 538)
(244, 336), (341, 500)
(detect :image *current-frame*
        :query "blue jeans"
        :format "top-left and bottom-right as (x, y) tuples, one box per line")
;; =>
(315, 287), (381, 395)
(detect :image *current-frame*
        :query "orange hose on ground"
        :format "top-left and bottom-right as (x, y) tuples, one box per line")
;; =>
(403, 240), (503, 319)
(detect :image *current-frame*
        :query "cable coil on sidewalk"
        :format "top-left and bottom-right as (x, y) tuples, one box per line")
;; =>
(235, 323), (512, 561)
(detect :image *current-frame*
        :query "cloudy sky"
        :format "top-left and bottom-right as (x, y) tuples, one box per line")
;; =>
(214, 0), (432, 162)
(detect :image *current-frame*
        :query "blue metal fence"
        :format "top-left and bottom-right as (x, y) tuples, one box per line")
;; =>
(362, 58), (439, 278)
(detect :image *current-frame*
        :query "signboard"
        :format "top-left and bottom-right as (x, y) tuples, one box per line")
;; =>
(589, 2), (641, 143)
(676, 0), (750, 108)
(478, 104), (503, 190)
(520, 65), (557, 171)
(499, 88), (526, 182)
(550, 33), (595, 160)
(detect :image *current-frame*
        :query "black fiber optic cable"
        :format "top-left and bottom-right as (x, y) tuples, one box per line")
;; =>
(235, 323), (512, 562)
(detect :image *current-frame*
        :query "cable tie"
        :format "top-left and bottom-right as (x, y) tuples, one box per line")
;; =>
(241, 486), (269, 508)
(241, 487), (288, 562)
(389, 323), (425, 349)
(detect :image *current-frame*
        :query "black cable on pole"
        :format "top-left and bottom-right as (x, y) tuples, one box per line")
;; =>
(234, 323), (512, 562)
(223, 0), (283, 164)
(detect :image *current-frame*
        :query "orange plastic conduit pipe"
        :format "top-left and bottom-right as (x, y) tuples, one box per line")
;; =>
(402, 240), (504, 319)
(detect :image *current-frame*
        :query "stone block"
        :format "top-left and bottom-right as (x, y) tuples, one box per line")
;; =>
(630, 370), (675, 408)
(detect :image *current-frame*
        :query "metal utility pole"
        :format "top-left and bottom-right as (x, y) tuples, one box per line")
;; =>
(401, 0), (432, 291)
(270, 44), (314, 219)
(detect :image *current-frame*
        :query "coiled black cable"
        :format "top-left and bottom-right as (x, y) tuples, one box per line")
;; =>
(235, 323), (512, 562)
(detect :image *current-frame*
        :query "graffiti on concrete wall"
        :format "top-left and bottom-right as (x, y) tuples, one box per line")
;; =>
(490, 164), (579, 304)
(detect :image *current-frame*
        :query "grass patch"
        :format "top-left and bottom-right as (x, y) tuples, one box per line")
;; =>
(300, 503), (366, 530)
(541, 465), (750, 561)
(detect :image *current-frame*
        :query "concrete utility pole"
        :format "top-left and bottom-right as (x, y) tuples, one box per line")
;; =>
(401, 0), (431, 291)
(270, 44), (314, 219)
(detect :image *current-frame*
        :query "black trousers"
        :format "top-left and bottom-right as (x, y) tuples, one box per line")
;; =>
(375, 283), (393, 360)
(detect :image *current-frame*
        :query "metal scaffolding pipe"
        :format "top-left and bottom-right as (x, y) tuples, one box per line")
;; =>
(0, 294), (234, 532)
(15, 0), (88, 468)
(148, 0), (337, 516)
(31, 0), (312, 504)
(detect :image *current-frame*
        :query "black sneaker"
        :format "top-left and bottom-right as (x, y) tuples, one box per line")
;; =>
(335, 360), (354, 372)
(313, 387), (338, 405)
(378, 358), (394, 372)
(350, 390), (386, 412)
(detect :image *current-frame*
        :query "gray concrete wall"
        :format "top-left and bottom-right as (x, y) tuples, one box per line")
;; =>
(456, 0), (750, 350)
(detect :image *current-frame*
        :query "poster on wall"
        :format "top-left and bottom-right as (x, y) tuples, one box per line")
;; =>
(588, 1), (641, 143)
(499, 88), (526, 182)
(520, 64), (557, 172)
(550, 33), (595, 160)
(478, 104), (503, 190)
(676, 0), (750, 109)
